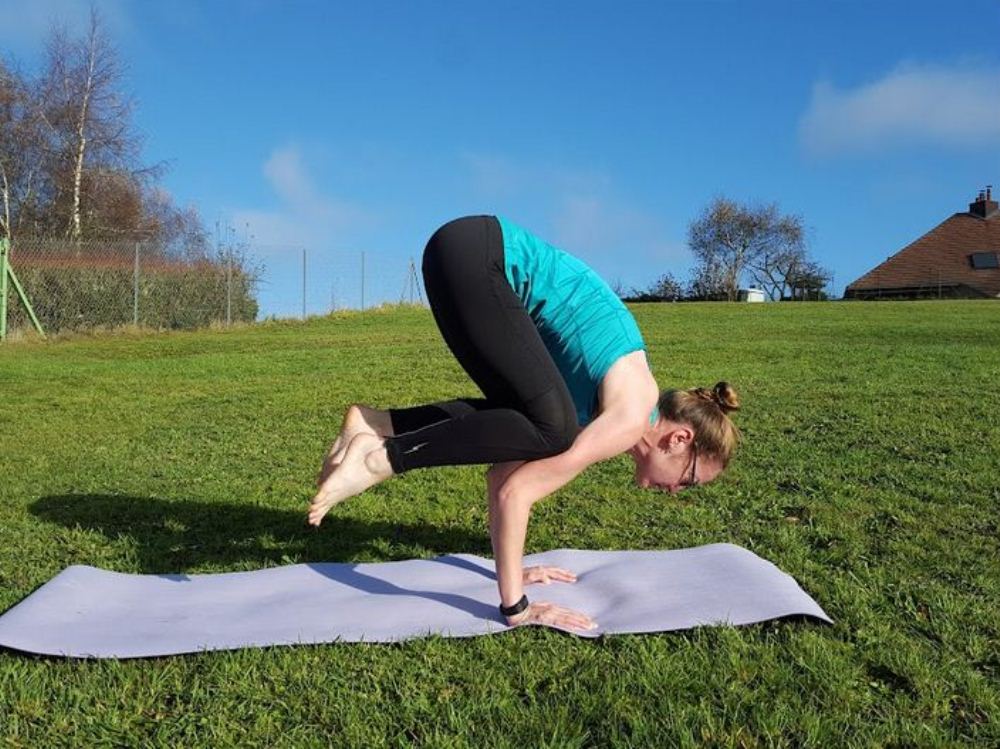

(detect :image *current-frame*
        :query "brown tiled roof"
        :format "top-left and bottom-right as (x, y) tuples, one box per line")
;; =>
(846, 209), (1000, 297)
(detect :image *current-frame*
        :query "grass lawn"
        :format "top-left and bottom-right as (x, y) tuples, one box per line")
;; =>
(0, 300), (998, 747)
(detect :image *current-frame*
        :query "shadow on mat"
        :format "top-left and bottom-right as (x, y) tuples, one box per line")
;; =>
(30, 493), (492, 574)
(303, 558), (502, 622)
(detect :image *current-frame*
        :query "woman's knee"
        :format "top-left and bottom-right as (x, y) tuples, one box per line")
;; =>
(487, 460), (526, 494)
(422, 216), (481, 270)
(542, 423), (578, 455)
(528, 389), (580, 455)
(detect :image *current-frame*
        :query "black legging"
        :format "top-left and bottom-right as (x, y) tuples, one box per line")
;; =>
(383, 215), (581, 473)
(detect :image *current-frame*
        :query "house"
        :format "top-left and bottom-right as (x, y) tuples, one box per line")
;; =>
(845, 187), (1000, 299)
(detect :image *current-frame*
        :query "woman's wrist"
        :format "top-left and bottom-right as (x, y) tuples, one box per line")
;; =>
(505, 604), (531, 625)
(500, 592), (529, 619)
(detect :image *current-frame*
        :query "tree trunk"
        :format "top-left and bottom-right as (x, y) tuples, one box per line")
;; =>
(68, 23), (98, 242)
(0, 165), (10, 239)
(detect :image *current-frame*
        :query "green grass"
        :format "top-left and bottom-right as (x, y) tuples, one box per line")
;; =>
(1, 301), (998, 747)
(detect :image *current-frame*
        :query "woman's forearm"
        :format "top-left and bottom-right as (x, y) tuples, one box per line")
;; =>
(488, 453), (582, 609)
(490, 492), (532, 607)
(488, 491), (501, 562)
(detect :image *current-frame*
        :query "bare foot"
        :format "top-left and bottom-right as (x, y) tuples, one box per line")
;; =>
(308, 433), (394, 526)
(317, 405), (394, 487)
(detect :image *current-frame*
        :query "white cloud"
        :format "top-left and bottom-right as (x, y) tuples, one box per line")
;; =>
(799, 61), (1000, 156)
(460, 151), (690, 290)
(550, 195), (687, 267)
(461, 151), (611, 199)
(228, 144), (385, 318)
(231, 144), (376, 251)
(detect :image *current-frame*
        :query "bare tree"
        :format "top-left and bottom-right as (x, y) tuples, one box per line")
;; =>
(0, 59), (47, 239)
(688, 196), (804, 301)
(686, 258), (729, 301)
(1, 7), (215, 257)
(0, 60), (22, 239)
(649, 272), (683, 301)
(749, 245), (806, 301)
(626, 271), (684, 302)
(39, 8), (141, 240)
(143, 189), (211, 257)
(787, 260), (831, 301)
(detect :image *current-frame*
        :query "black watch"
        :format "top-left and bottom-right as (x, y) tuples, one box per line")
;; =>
(500, 593), (529, 617)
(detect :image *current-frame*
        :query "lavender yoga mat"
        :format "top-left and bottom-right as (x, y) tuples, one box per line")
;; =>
(0, 543), (832, 659)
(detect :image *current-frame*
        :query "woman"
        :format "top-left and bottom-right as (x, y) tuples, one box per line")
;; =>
(308, 214), (740, 632)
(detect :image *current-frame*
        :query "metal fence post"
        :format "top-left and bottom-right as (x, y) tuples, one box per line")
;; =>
(0, 237), (45, 340)
(133, 241), (140, 326)
(361, 250), (366, 311)
(1, 238), (8, 340)
(226, 247), (232, 326)
(302, 248), (307, 319)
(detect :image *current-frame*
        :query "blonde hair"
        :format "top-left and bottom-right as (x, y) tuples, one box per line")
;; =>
(656, 381), (741, 467)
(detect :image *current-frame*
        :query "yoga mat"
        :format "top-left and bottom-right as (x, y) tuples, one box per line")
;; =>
(0, 543), (832, 659)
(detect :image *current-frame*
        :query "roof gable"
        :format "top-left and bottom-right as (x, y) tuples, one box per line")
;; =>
(847, 211), (1000, 297)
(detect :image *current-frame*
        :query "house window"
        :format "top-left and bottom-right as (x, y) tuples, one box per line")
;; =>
(969, 252), (999, 269)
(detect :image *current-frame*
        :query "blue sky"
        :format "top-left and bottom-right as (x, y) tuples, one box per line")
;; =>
(2, 0), (998, 316)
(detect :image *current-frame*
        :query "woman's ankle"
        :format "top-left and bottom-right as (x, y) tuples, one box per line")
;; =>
(357, 405), (395, 437)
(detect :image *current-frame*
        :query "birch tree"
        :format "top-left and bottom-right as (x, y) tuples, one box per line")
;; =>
(39, 8), (138, 240)
(1, 8), (212, 254)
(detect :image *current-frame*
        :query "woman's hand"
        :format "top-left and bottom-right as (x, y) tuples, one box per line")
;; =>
(506, 601), (598, 631)
(522, 565), (578, 586)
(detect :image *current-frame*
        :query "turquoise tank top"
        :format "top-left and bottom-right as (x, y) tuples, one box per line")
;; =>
(496, 215), (658, 428)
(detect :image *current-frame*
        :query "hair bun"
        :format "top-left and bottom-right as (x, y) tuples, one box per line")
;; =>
(712, 381), (740, 413)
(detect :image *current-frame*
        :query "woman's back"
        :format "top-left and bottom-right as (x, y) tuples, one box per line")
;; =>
(496, 215), (653, 427)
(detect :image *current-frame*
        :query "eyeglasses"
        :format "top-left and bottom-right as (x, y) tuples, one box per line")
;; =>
(682, 444), (699, 489)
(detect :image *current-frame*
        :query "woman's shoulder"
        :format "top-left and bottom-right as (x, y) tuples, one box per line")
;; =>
(595, 350), (658, 417)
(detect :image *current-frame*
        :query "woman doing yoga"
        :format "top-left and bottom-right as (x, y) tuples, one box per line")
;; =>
(308, 214), (740, 632)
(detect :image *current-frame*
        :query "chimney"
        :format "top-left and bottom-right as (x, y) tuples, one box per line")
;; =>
(969, 184), (999, 218)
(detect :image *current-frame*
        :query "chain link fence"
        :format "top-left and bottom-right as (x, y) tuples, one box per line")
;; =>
(251, 246), (425, 321)
(2, 238), (259, 336)
(1, 237), (428, 339)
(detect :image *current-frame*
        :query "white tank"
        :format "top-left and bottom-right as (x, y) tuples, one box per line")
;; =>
(737, 288), (766, 302)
